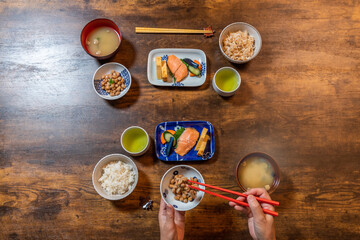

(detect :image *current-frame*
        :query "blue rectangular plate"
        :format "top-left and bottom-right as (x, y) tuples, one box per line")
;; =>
(155, 121), (215, 161)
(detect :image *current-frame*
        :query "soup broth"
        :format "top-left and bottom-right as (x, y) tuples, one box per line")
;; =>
(86, 27), (120, 56)
(238, 156), (275, 190)
(122, 128), (148, 153)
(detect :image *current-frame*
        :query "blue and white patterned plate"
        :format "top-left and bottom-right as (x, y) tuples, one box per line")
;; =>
(147, 48), (207, 87)
(92, 62), (131, 100)
(160, 165), (205, 211)
(155, 121), (215, 161)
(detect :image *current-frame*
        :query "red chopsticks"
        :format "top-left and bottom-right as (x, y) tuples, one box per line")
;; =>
(188, 180), (279, 206)
(187, 181), (279, 217)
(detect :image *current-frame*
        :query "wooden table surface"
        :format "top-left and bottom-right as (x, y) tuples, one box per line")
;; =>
(1, 0), (360, 239)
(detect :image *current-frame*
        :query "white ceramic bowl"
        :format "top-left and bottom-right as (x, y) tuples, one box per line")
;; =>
(120, 126), (150, 156)
(92, 62), (131, 100)
(92, 154), (138, 200)
(212, 67), (241, 97)
(160, 165), (205, 211)
(219, 22), (262, 64)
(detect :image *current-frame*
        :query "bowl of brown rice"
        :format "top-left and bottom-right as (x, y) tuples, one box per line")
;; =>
(92, 154), (138, 200)
(219, 22), (262, 64)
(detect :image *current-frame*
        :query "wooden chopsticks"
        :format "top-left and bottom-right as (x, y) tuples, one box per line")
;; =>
(135, 27), (214, 34)
(187, 180), (279, 217)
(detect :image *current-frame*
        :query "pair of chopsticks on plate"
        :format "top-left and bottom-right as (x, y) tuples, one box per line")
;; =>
(187, 180), (279, 217)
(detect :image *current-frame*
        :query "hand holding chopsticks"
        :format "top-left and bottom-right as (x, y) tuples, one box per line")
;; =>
(188, 180), (279, 206)
(187, 180), (279, 217)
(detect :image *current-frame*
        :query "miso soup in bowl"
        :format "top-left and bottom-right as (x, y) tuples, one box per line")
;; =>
(81, 18), (121, 60)
(236, 152), (280, 194)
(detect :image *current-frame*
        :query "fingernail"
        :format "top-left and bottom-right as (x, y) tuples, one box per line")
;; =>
(248, 195), (255, 203)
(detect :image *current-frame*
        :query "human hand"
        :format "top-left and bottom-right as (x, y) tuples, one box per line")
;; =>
(229, 188), (276, 240)
(158, 198), (185, 240)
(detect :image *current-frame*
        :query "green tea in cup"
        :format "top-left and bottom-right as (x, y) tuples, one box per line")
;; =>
(121, 126), (149, 156)
(215, 69), (239, 91)
(212, 67), (241, 97)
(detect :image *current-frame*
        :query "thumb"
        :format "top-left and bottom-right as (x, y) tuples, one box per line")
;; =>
(166, 204), (175, 221)
(247, 195), (265, 222)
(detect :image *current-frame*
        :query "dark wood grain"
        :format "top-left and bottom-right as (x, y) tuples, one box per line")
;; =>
(1, 0), (360, 239)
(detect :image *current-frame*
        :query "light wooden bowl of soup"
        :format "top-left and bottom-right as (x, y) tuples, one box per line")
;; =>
(81, 18), (121, 60)
(236, 152), (280, 194)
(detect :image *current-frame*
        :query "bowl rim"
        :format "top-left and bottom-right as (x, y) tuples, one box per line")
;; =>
(80, 18), (122, 60)
(120, 126), (150, 156)
(92, 153), (139, 200)
(219, 22), (262, 64)
(213, 66), (242, 93)
(160, 165), (205, 211)
(92, 62), (132, 100)
(235, 152), (280, 194)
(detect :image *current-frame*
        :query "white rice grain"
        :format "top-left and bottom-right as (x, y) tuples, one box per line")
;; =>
(98, 161), (135, 195)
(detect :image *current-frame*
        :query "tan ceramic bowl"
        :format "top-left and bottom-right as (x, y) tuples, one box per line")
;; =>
(219, 22), (262, 64)
(92, 154), (138, 200)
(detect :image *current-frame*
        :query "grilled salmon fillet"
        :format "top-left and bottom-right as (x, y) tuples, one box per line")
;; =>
(174, 63), (188, 82)
(167, 55), (182, 73)
(175, 128), (199, 156)
(167, 55), (189, 82)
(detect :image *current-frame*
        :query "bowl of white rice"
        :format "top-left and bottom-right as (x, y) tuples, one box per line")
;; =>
(219, 22), (262, 64)
(92, 154), (138, 200)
